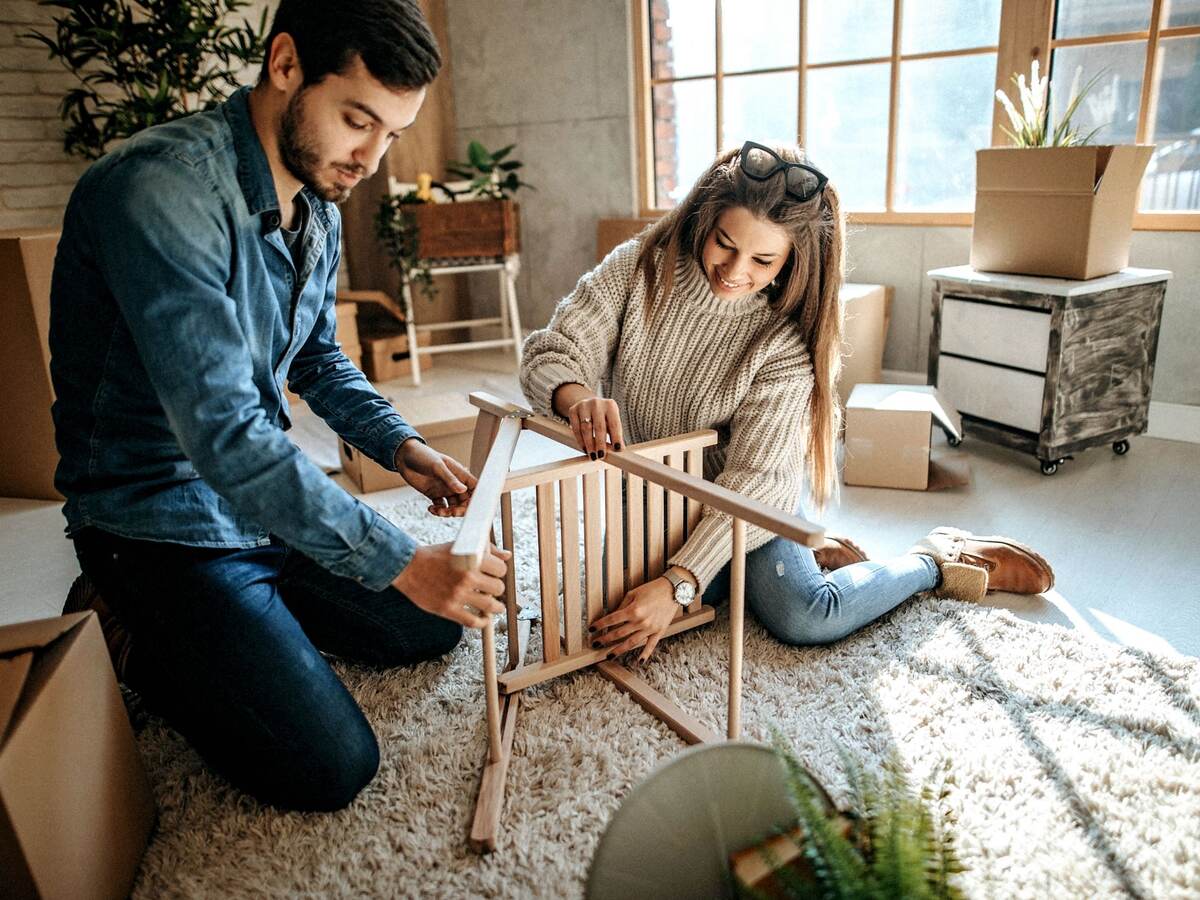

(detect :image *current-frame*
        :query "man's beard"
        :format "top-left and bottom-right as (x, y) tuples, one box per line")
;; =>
(279, 88), (363, 204)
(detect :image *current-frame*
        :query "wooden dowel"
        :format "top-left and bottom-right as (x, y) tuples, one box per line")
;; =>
(535, 483), (560, 662)
(482, 618), (502, 762)
(500, 492), (520, 672)
(582, 471), (603, 625)
(560, 478), (582, 654)
(667, 451), (685, 558)
(729, 518), (746, 740)
(626, 474), (645, 592)
(647, 473), (664, 580)
(604, 467), (625, 611)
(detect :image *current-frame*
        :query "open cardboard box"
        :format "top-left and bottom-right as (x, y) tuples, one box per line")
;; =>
(843, 384), (969, 491)
(970, 145), (1153, 280)
(1, 612), (156, 900)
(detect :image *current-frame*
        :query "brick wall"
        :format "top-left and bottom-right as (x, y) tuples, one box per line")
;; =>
(0, 0), (273, 233)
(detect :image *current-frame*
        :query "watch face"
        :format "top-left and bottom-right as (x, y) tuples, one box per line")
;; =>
(675, 581), (696, 605)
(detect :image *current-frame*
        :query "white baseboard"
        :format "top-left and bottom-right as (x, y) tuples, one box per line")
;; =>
(881, 370), (1200, 445)
(1148, 401), (1200, 444)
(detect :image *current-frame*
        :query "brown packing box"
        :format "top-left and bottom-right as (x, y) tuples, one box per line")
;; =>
(838, 283), (891, 407)
(359, 330), (434, 382)
(339, 391), (479, 493)
(0, 230), (63, 501)
(843, 384), (969, 491)
(0, 612), (156, 900)
(970, 145), (1153, 280)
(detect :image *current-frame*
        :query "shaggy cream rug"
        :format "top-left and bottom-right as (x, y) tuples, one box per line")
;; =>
(128, 492), (1200, 898)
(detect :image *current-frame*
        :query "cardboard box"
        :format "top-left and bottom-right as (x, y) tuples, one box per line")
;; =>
(843, 384), (968, 491)
(339, 391), (480, 493)
(359, 330), (434, 382)
(0, 230), (62, 501)
(838, 283), (891, 406)
(0, 612), (156, 900)
(970, 145), (1153, 280)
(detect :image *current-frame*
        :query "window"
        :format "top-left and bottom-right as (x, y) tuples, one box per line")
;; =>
(634, 0), (1200, 229)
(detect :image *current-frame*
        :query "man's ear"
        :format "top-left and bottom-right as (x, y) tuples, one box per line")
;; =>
(264, 32), (304, 92)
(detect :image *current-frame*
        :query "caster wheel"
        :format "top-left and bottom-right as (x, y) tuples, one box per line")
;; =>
(1113, 439), (1130, 455)
(947, 435), (962, 448)
(1040, 460), (1058, 476)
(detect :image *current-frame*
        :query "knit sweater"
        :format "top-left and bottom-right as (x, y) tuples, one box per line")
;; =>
(520, 238), (815, 592)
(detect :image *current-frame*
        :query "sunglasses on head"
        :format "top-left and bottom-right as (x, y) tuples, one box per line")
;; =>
(739, 141), (828, 203)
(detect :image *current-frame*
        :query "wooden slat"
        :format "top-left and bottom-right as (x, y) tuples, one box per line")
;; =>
(582, 472), (603, 625)
(535, 483), (560, 662)
(666, 451), (685, 558)
(482, 619), (502, 762)
(646, 469), (665, 580)
(500, 492), (520, 672)
(453, 416), (522, 570)
(626, 474), (645, 592)
(469, 391), (533, 419)
(728, 518), (746, 740)
(559, 479), (582, 654)
(596, 661), (721, 745)
(468, 693), (520, 854)
(685, 449), (703, 614)
(604, 468), (625, 611)
(497, 606), (715, 693)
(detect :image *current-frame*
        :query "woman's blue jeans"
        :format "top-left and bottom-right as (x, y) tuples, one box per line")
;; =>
(72, 527), (462, 812)
(705, 520), (940, 646)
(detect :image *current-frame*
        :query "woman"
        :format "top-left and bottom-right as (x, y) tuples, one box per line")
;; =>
(519, 142), (1053, 663)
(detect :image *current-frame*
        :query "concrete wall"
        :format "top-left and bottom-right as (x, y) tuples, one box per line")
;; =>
(444, 0), (1198, 412)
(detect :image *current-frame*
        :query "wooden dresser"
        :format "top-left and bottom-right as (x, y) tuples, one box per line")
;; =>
(927, 265), (1170, 475)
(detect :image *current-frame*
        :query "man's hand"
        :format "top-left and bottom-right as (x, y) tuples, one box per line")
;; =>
(393, 541), (511, 629)
(590, 575), (680, 663)
(394, 438), (477, 517)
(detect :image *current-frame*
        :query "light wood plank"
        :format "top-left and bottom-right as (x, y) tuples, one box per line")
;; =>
(729, 518), (746, 740)
(667, 450), (685, 558)
(596, 661), (721, 745)
(453, 416), (522, 570)
(497, 606), (715, 693)
(535, 483), (560, 662)
(685, 447), (703, 535)
(582, 472), (603, 625)
(604, 467), (625, 611)
(647, 469), (664, 580)
(482, 619), (502, 763)
(559, 478), (582, 654)
(468, 693), (520, 854)
(500, 492), (520, 672)
(626, 474), (645, 592)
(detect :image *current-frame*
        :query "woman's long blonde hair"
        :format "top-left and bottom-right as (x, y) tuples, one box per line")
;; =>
(634, 144), (845, 511)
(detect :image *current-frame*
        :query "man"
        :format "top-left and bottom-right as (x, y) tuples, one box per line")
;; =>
(48, 0), (508, 811)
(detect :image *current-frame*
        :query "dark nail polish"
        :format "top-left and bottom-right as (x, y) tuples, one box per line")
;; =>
(591, 640), (601, 649)
(590, 452), (597, 460)
(598, 450), (606, 459)
(614, 443), (622, 451)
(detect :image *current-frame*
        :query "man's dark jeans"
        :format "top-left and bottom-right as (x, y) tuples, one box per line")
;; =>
(73, 528), (462, 812)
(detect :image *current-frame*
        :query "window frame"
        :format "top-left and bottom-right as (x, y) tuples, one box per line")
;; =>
(632, 0), (1200, 231)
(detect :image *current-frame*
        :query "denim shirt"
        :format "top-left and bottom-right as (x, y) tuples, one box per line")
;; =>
(49, 86), (420, 592)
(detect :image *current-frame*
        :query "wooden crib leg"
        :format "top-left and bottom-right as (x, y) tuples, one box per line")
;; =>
(469, 692), (521, 853)
(729, 518), (746, 740)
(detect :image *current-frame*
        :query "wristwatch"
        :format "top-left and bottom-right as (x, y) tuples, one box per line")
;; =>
(664, 568), (697, 606)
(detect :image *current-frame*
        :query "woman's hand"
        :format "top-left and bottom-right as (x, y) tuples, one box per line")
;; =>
(552, 383), (625, 459)
(590, 576), (679, 663)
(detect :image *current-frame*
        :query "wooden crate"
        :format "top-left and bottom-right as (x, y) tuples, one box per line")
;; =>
(360, 330), (433, 382)
(412, 200), (520, 259)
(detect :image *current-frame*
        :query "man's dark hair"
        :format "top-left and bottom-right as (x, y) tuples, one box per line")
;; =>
(259, 0), (441, 90)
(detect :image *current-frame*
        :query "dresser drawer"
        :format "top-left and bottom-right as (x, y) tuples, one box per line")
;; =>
(937, 354), (1046, 434)
(940, 297), (1051, 373)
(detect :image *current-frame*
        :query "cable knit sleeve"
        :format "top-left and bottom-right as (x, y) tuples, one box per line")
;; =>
(668, 339), (815, 592)
(519, 239), (640, 419)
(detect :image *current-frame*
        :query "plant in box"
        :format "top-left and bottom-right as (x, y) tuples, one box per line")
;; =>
(970, 61), (1154, 280)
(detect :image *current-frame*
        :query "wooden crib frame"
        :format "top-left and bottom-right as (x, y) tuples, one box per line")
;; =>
(452, 392), (825, 852)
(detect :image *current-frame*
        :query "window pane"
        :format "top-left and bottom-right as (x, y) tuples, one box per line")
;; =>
(721, 0), (799, 73)
(1054, 0), (1151, 39)
(1050, 42), (1145, 145)
(1166, 0), (1200, 27)
(895, 53), (996, 210)
(650, 0), (715, 80)
(1143, 36), (1200, 211)
(804, 63), (890, 210)
(722, 71), (799, 150)
(653, 80), (717, 208)
(901, 0), (1001, 54)
(806, 0), (891, 65)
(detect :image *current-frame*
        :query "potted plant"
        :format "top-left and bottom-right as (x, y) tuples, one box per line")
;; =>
(26, 0), (268, 161)
(586, 738), (964, 899)
(970, 60), (1154, 280)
